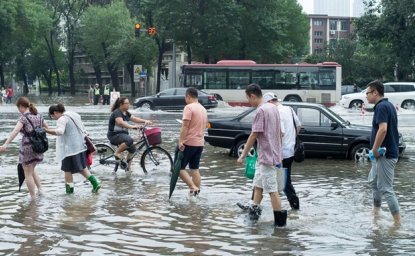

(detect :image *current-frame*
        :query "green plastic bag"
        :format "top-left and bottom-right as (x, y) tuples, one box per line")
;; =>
(245, 153), (257, 179)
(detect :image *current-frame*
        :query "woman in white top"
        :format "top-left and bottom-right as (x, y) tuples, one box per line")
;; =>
(45, 103), (101, 194)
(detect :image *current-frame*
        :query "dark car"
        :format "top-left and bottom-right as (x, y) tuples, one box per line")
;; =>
(133, 88), (218, 110)
(205, 102), (406, 161)
(341, 85), (361, 95)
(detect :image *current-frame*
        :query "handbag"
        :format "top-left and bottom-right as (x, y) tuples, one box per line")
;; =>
(84, 135), (96, 155)
(66, 115), (96, 155)
(245, 152), (257, 179)
(291, 109), (305, 163)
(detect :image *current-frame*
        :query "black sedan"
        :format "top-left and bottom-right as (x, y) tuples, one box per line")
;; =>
(205, 102), (406, 161)
(133, 88), (218, 110)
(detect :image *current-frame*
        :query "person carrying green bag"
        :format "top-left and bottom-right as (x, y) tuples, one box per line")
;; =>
(237, 84), (287, 227)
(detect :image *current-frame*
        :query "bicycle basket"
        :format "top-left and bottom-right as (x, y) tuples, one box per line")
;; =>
(144, 127), (162, 145)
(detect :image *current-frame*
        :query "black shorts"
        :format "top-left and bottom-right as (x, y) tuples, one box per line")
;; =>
(108, 133), (136, 154)
(175, 145), (204, 170)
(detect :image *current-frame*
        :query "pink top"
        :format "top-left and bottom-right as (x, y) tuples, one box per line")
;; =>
(252, 102), (282, 166)
(182, 102), (208, 146)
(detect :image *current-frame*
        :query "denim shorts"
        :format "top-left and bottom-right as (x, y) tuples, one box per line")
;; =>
(175, 145), (204, 170)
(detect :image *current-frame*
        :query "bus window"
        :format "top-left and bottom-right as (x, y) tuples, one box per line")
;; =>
(229, 71), (250, 89)
(185, 73), (203, 89)
(252, 71), (273, 89)
(205, 70), (227, 89)
(275, 68), (297, 89)
(298, 67), (319, 89)
(319, 68), (336, 90)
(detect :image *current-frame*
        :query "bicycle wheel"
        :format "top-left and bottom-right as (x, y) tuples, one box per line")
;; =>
(91, 143), (116, 172)
(140, 146), (173, 174)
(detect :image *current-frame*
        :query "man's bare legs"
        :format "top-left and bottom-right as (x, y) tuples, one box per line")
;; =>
(179, 169), (199, 193)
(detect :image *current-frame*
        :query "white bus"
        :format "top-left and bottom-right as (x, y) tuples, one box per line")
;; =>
(181, 60), (342, 106)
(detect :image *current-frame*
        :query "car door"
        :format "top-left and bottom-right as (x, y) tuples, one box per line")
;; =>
(153, 88), (176, 109)
(172, 88), (187, 109)
(295, 106), (344, 155)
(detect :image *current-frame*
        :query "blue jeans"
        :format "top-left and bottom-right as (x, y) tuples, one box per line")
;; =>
(368, 157), (399, 214)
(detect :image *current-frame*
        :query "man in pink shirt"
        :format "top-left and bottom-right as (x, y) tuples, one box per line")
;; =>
(178, 87), (208, 196)
(237, 84), (287, 227)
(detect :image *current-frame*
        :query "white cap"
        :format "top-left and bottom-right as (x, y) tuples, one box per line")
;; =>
(263, 92), (278, 102)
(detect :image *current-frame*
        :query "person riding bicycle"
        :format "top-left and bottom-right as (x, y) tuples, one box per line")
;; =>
(107, 97), (152, 170)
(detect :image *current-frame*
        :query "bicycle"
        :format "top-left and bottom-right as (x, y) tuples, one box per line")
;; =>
(91, 126), (173, 174)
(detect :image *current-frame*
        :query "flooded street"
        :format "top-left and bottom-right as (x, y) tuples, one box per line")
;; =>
(1, 100), (415, 255)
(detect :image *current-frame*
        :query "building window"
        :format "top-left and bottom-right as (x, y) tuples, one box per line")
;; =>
(314, 38), (323, 44)
(313, 20), (323, 26)
(314, 31), (323, 37)
(314, 48), (323, 54)
(341, 21), (349, 31)
(330, 20), (337, 31)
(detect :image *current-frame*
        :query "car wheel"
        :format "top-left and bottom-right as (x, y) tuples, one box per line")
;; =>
(351, 143), (370, 162)
(235, 139), (256, 158)
(139, 101), (153, 110)
(285, 95), (301, 102)
(349, 100), (363, 109)
(401, 100), (415, 110)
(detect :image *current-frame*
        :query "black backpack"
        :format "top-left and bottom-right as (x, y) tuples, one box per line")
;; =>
(22, 114), (49, 153)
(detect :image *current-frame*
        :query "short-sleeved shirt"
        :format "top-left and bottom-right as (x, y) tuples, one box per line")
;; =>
(252, 102), (282, 165)
(107, 109), (131, 137)
(371, 98), (399, 158)
(277, 104), (301, 159)
(182, 102), (208, 147)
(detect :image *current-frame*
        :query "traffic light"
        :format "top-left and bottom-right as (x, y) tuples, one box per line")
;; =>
(135, 23), (141, 38)
(147, 26), (157, 36)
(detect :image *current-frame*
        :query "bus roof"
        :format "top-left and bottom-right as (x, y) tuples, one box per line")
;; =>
(183, 60), (341, 68)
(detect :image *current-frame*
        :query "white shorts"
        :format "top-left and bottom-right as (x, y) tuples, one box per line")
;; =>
(252, 162), (278, 194)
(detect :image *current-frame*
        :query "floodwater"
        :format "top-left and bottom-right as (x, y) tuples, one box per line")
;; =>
(0, 99), (415, 255)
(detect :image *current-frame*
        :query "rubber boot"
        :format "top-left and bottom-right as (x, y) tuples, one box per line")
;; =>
(274, 210), (288, 227)
(87, 175), (101, 192)
(65, 183), (74, 194)
(249, 205), (262, 220)
(289, 196), (300, 210)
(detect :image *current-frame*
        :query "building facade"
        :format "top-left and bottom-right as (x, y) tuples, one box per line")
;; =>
(308, 15), (354, 55)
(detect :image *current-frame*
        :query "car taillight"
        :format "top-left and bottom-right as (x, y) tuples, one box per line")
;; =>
(208, 95), (216, 100)
(207, 123), (212, 129)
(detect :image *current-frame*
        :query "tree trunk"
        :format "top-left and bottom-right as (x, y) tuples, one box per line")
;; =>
(44, 33), (62, 96)
(126, 62), (136, 97)
(155, 38), (165, 93)
(0, 64), (4, 88)
(68, 47), (76, 95)
(187, 43), (192, 64)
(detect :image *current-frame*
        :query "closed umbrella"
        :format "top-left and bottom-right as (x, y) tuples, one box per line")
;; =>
(169, 150), (183, 199)
(17, 163), (25, 191)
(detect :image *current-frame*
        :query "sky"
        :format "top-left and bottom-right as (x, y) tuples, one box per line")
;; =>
(297, 0), (313, 14)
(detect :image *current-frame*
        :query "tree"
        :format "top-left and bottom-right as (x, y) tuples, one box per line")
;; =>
(355, 0), (415, 81)
(80, 1), (138, 91)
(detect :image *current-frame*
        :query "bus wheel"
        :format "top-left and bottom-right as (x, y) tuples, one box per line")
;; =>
(285, 95), (301, 102)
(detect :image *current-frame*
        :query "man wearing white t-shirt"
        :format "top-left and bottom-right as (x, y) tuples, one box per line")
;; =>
(263, 92), (301, 209)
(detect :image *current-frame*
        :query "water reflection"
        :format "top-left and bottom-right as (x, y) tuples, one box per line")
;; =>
(1, 102), (415, 255)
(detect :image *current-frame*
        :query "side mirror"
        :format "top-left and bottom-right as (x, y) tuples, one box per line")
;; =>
(331, 122), (339, 130)
(156, 93), (161, 98)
